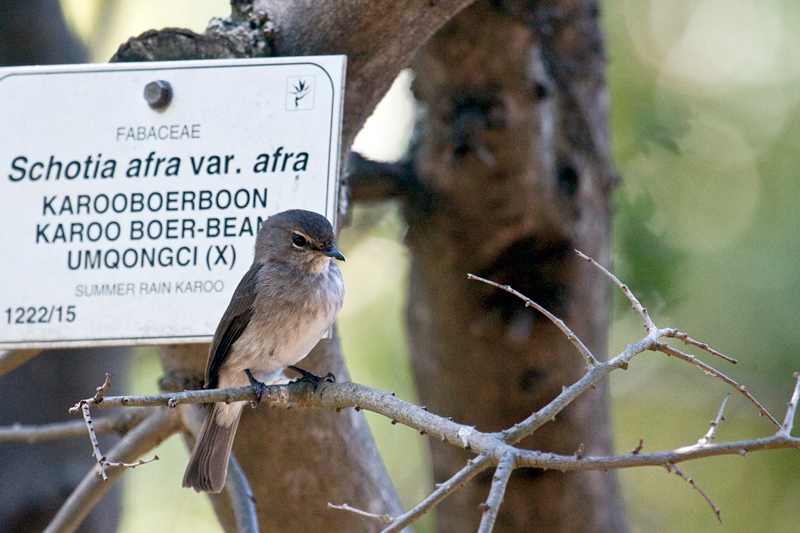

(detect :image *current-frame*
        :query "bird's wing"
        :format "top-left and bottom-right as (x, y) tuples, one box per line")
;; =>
(204, 263), (261, 389)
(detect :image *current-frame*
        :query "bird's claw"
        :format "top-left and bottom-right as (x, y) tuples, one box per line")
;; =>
(245, 369), (267, 406)
(287, 365), (336, 388)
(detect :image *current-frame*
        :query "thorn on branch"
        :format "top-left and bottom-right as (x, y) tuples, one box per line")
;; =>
(631, 439), (644, 455)
(574, 443), (584, 460)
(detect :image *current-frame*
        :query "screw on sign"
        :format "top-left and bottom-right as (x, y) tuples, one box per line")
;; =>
(144, 80), (172, 110)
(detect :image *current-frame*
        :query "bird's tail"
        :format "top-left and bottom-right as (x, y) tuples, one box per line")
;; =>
(182, 402), (244, 493)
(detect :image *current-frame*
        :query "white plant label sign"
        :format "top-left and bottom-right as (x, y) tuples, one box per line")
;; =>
(0, 56), (346, 349)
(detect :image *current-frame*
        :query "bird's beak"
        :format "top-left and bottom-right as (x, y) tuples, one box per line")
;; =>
(320, 247), (345, 261)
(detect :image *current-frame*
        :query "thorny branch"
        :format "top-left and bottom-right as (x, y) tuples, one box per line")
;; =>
(477, 453), (516, 533)
(43, 408), (181, 533)
(666, 462), (721, 524)
(0, 408), (150, 443)
(698, 394), (729, 446)
(56, 250), (800, 532)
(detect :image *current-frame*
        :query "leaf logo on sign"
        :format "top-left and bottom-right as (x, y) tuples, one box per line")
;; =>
(286, 76), (315, 110)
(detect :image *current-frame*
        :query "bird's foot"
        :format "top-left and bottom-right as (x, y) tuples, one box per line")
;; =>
(287, 365), (336, 387)
(245, 369), (267, 406)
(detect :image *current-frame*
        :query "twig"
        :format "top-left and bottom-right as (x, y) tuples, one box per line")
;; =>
(655, 343), (780, 428)
(226, 454), (260, 533)
(698, 394), (729, 446)
(93, 373), (113, 401)
(514, 431), (800, 470)
(467, 273), (599, 368)
(477, 453), (516, 533)
(779, 372), (800, 437)
(381, 455), (494, 533)
(663, 330), (738, 364)
(79, 402), (108, 480)
(44, 408), (180, 533)
(666, 462), (722, 523)
(102, 455), (159, 469)
(575, 249), (657, 333)
(578, 247), (772, 426)
(0, 349), (41, 378)
(75, 375), (119, 480)
(70, 385), (262, 412)
(0, 408), (149, 443)
(328, 503), (393, 524)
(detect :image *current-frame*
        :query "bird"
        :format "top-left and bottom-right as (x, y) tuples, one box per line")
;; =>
(183, 209), (345, 493)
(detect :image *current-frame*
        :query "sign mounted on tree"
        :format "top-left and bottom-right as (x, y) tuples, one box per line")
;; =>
(0, 56), (346, 349)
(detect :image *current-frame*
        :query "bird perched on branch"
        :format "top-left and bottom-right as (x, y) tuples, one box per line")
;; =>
(183, 209), (345, 493)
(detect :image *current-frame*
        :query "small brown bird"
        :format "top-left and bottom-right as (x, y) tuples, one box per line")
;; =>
(183, 209), (345, 493)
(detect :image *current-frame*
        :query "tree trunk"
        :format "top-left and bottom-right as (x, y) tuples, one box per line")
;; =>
(115, 1), (478, 531)
(403, 1), (628, 530)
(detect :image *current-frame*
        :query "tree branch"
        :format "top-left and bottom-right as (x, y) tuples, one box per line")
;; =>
(70, 373), (800, 472)
(0, 349), (41, 377)
(780, 372), (800, 438)
(697, 394), (729, 446)
(477, 453), (515, 533)
(381, 456), (493, 533)
(467, 273), (599, 368)
(666, 463), (721, 524)
(65, 252), (800, 531)
(346, 152), (416, 202)
(327, 503), (393, 524)
(0, 409), (149, 443)
(225, 454), (259, 533)
(44, 408), (180, 533)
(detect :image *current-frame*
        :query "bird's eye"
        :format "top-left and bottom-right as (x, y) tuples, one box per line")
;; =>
(291, 233), (307, 248)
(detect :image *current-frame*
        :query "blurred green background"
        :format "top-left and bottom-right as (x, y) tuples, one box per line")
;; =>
(54, 0), (800, 531)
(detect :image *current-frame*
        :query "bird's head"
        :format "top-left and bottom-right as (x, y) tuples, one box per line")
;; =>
(255, 209), (344, 273)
